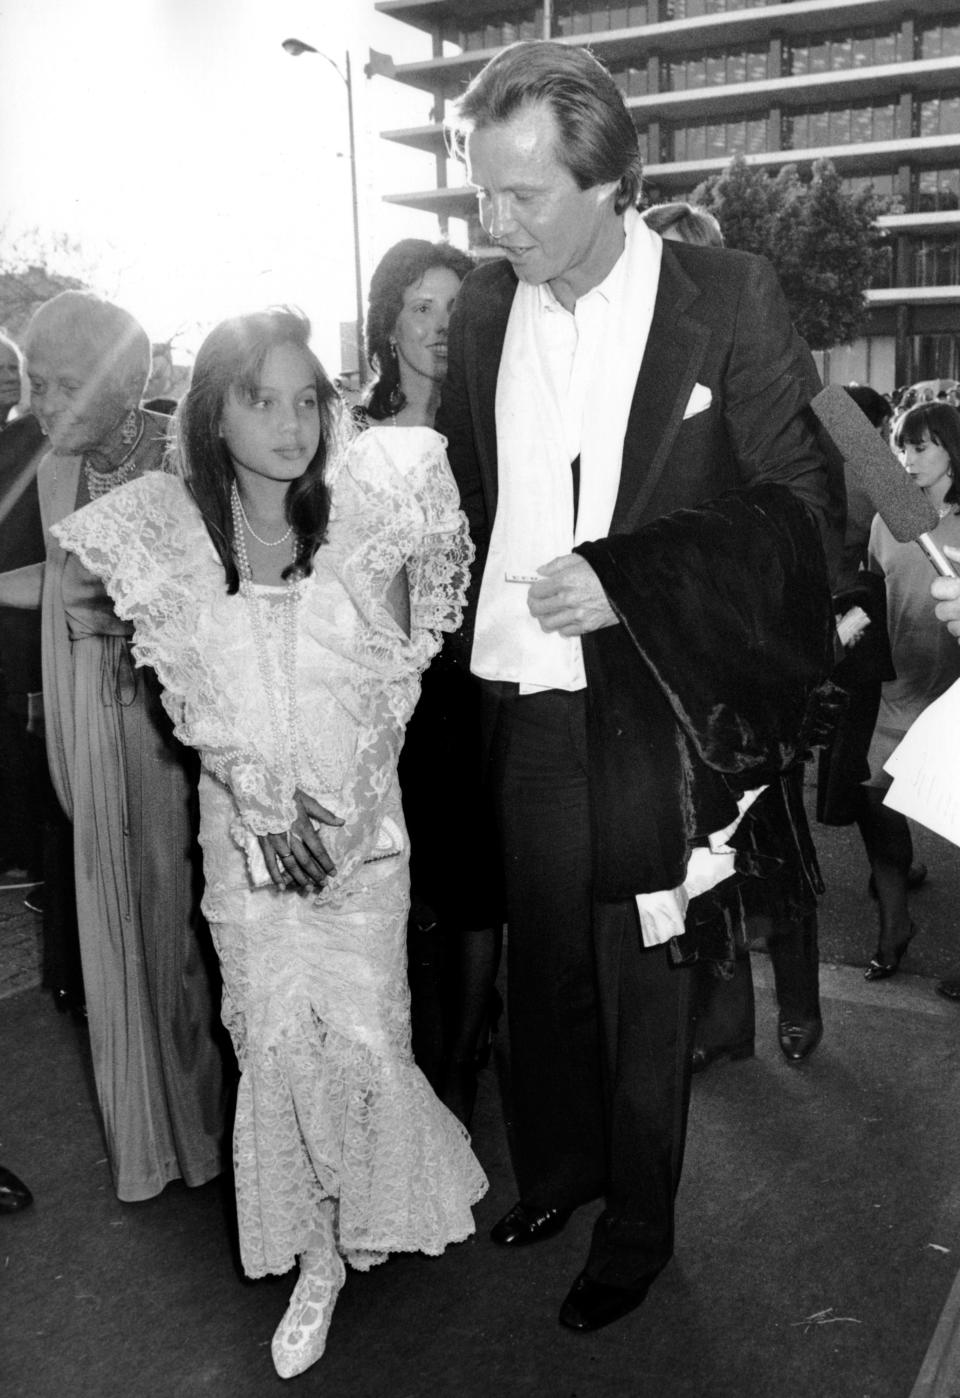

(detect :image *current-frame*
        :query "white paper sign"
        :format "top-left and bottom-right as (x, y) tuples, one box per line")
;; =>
(884, 679), (960, 847)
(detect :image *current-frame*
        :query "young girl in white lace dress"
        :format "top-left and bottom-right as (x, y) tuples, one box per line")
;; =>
(53, 309), (487, 1380)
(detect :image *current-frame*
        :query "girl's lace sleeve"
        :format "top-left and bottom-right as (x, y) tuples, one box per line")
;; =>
(343, 426), (474, 651)
(405, 430), (474, 640)
(50, 473), (297, 836)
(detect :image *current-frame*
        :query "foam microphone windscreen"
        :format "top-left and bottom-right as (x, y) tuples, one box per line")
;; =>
(811, 384), (939, 542)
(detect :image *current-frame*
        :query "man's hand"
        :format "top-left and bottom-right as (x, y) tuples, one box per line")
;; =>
(931, 545), (960, 639)
(527, 554), (618, 637)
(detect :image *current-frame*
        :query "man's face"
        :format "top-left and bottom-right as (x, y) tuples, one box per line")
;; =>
(26, 339), (130, 455)
(465, 101), (619, 306)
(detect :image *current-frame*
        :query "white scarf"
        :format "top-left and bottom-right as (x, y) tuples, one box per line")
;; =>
(471, 209), (661, 690)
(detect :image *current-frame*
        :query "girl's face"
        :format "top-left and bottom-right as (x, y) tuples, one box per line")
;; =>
(899, 429), (953, 496)
(219, 343), (321, 492)
(391, 266), (463, 387)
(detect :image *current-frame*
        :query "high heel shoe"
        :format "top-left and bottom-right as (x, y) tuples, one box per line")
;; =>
(271, 1247), (346, 1379)
(864, 925), (917, 982)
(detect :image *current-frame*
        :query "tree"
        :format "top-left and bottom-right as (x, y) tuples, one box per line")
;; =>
(0, 227), (95, 340)
(691, 152), (780, 257)
(772, 158), (891, 350)
(691, 154), (892, 350)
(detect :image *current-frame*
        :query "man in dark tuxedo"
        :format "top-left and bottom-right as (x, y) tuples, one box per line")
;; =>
(437, 40), (834, 1332)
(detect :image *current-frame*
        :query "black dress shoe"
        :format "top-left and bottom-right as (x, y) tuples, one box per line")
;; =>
(777, 1016), (823, 1062)
(690, 1038), (754, 1075)
(490, 1201), (572, 1247)
(936, 978), (960, 1002)
(558, 1271), (650, 1332)
(0, 1166), (33, 1213)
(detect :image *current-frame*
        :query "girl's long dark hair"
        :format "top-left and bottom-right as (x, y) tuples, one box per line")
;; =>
(176, 309), (342, 592)
(893, 401), (960, 513)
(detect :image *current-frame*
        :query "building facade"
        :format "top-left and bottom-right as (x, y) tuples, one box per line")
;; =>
(374, 0), (960, 391)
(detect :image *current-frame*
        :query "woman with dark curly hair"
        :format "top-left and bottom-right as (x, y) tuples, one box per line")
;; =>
(360, 240), (505, 1126)
(362, 238), (475, 427)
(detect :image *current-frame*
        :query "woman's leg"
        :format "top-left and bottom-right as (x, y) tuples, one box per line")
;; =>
(857, 787), (914, 966)
(406, 905), (446, 1093)
(440, 922), (504, 1123)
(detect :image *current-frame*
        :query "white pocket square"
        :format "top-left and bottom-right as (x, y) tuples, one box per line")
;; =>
(683, 383), (712, 419)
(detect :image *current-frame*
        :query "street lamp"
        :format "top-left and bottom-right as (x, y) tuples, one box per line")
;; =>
(282, 37), (368, 387)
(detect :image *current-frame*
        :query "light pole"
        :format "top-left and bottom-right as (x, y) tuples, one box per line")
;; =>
(282, 37), (368, 387)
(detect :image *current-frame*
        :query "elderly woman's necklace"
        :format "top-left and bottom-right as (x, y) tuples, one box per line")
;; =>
(83, 408), (144, 500)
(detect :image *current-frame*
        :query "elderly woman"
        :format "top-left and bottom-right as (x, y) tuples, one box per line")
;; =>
(0, 291), (225, 1202)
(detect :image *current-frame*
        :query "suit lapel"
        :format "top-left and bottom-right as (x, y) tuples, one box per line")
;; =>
(612, 246), (711, 533)
(468, 262), (517, 520)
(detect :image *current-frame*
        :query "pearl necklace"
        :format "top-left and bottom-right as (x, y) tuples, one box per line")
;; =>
(83, 409), (145, 500)
(231, 480), (293, 546)
(230, 485), (301, 792)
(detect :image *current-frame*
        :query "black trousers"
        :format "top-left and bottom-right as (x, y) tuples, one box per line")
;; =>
(492, 687), (694, 1289)
(693, 912), (821, 1054)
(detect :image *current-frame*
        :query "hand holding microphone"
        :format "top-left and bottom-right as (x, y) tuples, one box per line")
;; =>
(811, 385), (959, 580)
(931, 545), (960, 638)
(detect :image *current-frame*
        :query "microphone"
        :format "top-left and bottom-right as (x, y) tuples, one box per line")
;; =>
(811, 384), (958, 579)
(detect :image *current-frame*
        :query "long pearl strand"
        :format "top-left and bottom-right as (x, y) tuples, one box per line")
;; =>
(230, 484), (301, 794)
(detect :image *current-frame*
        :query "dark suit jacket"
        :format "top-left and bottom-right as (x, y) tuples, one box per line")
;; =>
(436, 239), (836, 927)
(437, 240), (831, 582)
(0, 414), (47, 696)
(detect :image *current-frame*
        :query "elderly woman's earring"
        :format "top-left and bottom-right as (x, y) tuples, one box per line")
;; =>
(389, 339), (398, 362)
(120, 408), (140, 447)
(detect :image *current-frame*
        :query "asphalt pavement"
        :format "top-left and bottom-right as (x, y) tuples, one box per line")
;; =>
(2, 776), (959, 1397)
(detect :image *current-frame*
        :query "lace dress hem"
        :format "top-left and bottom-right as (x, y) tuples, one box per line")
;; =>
(230, 998), (487, 1279)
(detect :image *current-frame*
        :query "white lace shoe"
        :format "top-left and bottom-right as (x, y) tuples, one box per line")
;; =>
(271, 1249), (346, 1379)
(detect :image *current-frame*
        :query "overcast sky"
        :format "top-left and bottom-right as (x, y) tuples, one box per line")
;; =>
(0, 0), (468, 370)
